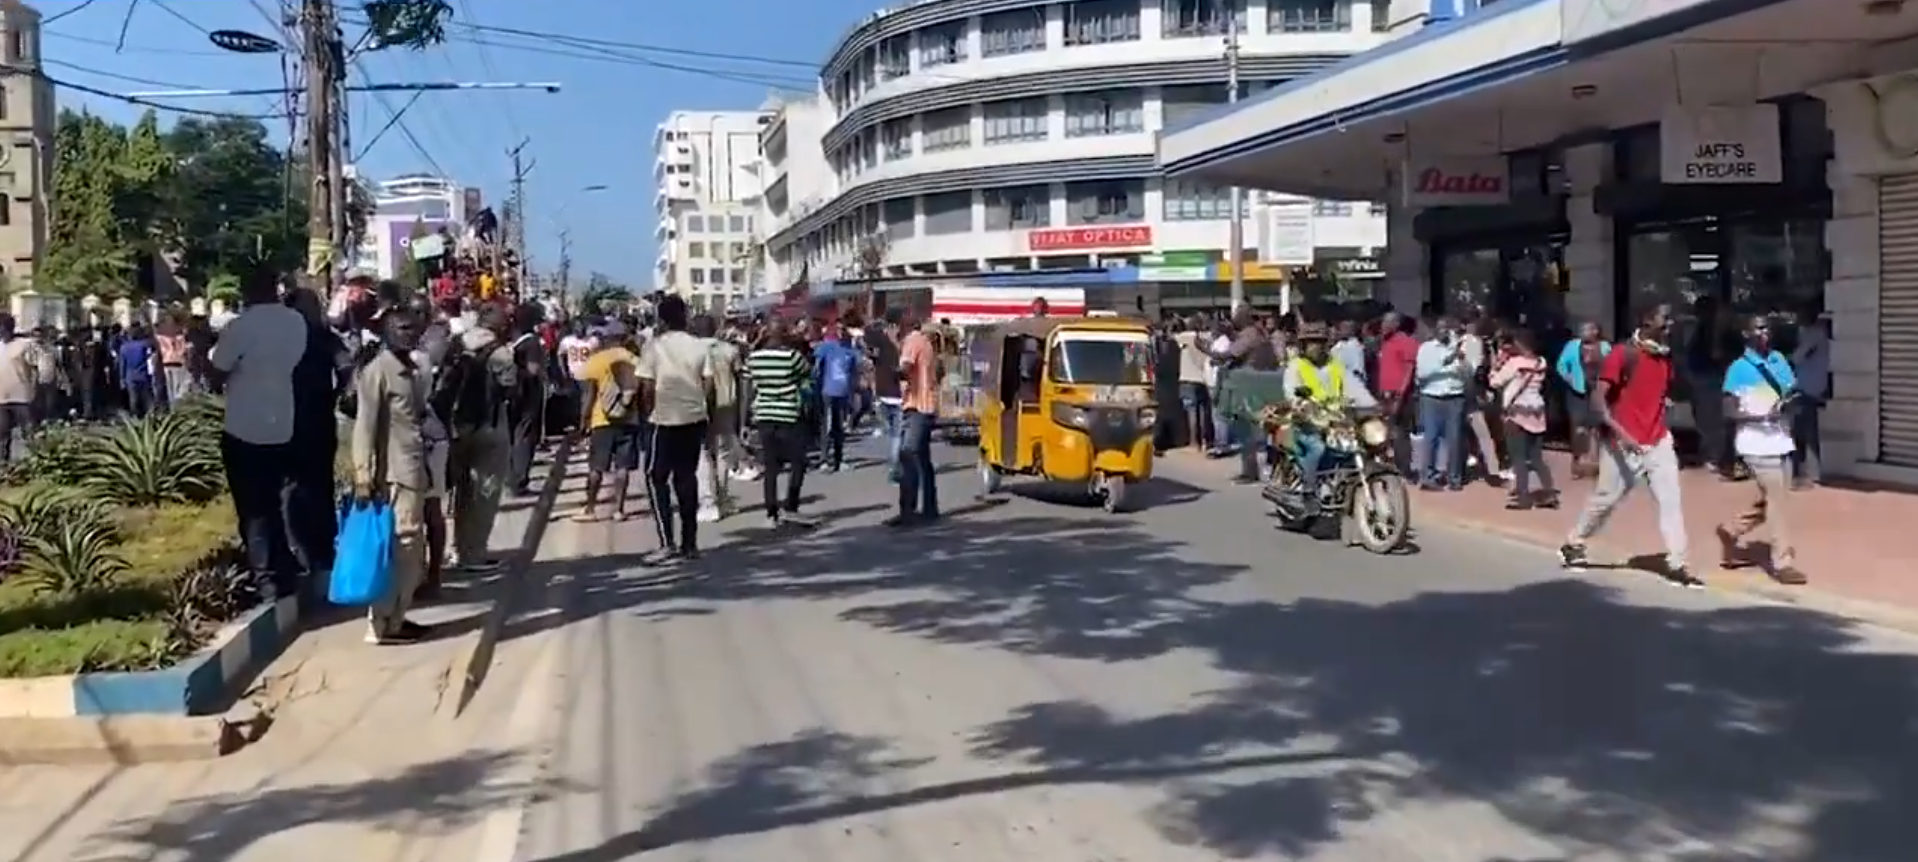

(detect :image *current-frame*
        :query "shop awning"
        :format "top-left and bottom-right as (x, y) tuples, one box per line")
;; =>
(1156, 0), (1877, 200)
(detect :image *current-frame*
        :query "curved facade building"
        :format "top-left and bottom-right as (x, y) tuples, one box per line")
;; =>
(761, 0), (1395, 285)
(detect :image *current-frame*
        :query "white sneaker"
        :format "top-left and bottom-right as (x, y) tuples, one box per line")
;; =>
(733, 467), (762, 481)
(696, 506), (722, 523)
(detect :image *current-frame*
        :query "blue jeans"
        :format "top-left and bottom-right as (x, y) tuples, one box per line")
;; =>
(1294, 428), (1327, 510)
(897, 409), (939, 517)
(1418, 393), (1466, 488)
(878, 401), (903, 483)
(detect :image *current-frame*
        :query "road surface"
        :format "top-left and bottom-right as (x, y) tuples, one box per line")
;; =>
(500, 438), (1916, 862)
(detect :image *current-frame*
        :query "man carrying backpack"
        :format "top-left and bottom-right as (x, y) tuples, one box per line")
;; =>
(439, 304), (518, 574)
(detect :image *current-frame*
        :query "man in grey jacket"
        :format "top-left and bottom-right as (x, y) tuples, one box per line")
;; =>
(352, 306), (432, 644)
(447, 305), (519, 574)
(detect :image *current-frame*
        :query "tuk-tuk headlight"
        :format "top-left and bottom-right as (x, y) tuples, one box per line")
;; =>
(1050, 402), (1089, 429)
(1139, 407), (1158, 427)
(1358, 417), (1390, 449)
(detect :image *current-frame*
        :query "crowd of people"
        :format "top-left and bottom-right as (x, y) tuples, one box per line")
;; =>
(1158, 297), (1829, 587)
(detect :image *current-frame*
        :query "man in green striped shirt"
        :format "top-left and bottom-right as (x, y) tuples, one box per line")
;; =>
(746, 321), (815, 527)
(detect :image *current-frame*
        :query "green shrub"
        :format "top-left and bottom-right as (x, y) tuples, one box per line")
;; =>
(162, 543), (261, 649)
(0, 484), (118, 547)
(3, 422), (112, 487)
(15, 513), (127, 598)
(77, 412), (225, 508)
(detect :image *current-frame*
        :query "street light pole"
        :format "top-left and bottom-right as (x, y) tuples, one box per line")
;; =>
(1225, 20), (1245, 315)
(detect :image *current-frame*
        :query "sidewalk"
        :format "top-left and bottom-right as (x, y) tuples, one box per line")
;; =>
(1163, 446), (1918, 623)
(0, 452), (581, 862)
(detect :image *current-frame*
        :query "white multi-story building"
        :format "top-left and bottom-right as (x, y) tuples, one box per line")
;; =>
(654, 110), (772, 310)
(346, 172), (473, 280)
(761, 0), (1395, 288)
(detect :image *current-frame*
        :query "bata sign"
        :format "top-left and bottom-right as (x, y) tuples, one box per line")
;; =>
(1660, 104), (1782, 184)
(1027, 225), (1153, 252)
(1401, 158), (1509, 206)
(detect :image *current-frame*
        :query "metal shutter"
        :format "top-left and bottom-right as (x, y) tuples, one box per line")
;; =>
(1880, 175), (1918, 466)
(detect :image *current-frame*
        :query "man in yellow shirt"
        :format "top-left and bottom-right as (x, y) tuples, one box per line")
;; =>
(573, 322), (641, 521)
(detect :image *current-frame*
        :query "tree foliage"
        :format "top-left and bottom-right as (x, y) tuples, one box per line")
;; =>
(578, 272), (632, 316)
(39, 108), (308, 298)
(397, 218), (429, 290)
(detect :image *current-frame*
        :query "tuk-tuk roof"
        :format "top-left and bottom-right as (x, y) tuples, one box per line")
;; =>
(975, 315), (1149, 387)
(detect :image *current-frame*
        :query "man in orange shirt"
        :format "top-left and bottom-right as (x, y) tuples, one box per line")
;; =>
(890, 310), (941, 526)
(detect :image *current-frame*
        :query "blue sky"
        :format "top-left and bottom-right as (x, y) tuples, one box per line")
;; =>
(38, 0), (864, 286)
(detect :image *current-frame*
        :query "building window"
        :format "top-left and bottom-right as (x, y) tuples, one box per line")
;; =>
(1162, 0), (1245, 37)
(685, 215), (704, 232)
(688, 241), (706, 258)
(1312, 200), (1354, 217)
(923, 191), (972, 235)
(729, 268), (745, 284)
(883, 197), (917, 238)
(881, 118), (913, 160)
(917, 22), (967, 67)
(1064, 91), (1144, 137)
(1160, 84), (1229, 128)
(1162, 179), (1231, 221)
(729, 215), (748, 232)
(984, 185), (1051, 230)
(1064, 0), (1141, 46)
(690, 268), (706, 285)
(1066, 180), (1144, 225)
(1269, 0), (1353, 32)
(922, 107), (972, 152)
(708, 267), (726, 284)
(981, 9), (1047, 56)
(877, 36), (912, 80)
(1370, 0), (1392, 30)
(983, 98), (1048, 144)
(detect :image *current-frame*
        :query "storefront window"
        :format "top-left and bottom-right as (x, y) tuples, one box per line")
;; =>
(1437, 247), (1500, 316)
(1726, 217), (1824, 351)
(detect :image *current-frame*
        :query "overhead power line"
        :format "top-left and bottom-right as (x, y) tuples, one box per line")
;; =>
(445, 21), (818, 69)
(458, 34), (816, 91)
(149, 0), (214, 36)
(43, 0), (102, 26)
(3, 63), (287, 119)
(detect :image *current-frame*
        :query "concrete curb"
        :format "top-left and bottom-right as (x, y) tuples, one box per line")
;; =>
(0, 595), (302, 719)
(0, 703), (270, 765)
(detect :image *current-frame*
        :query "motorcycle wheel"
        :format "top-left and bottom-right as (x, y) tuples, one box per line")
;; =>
(1351, 470), (1410, 553)
(1099, 474), (1128, 514)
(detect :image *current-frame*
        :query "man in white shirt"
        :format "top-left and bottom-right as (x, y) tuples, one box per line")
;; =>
(209, 278), (311, 595)
(692, 314), (742, 523)
(0, 314), (40, 467)
(635, 295), (714, 559)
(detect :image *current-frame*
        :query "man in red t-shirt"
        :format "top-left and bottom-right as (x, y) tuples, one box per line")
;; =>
(1560, 303), (1698, 587)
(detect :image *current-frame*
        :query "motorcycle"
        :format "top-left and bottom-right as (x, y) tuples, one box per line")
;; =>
(1258, 400), (1411, 554)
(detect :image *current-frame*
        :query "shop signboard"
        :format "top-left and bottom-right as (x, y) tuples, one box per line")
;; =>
(1218, 262), (1291, 281)
(1026, 224), (1153, 253)
(1562, 0), (1709, 45)
(1257, 199), (1315, 264)
(1659, 104), (1782, 184)
(1401, 158), (1509, 206)
(390, 219), (451, 260)
(1138, 251), (1211, 281)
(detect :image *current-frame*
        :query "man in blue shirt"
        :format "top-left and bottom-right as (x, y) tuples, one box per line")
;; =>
(1413, 316), (1469, 490)
(813, 322), (862, 472)
(1718, 314), (1804, 584)
(117, 323), (156, 418)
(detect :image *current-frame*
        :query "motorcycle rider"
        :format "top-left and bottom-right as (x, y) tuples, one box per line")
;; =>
(1281, 321), (1378, 514)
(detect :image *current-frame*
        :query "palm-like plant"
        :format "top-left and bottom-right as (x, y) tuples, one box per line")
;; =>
(17, 515), (127, 598)
(0, 484), (117, 547)
(5, 421), (113, 487)
(78, 412), (224, 507)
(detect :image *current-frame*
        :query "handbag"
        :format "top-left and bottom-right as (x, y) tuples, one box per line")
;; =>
(329, 497), (395, 605)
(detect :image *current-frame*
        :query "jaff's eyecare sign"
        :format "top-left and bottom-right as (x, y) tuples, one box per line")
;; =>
(1660, 104), (1782, 184)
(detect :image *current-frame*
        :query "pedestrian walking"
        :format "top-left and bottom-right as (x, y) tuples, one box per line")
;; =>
(1489, 330), (1556, 509)
(637, 295), (714, 560)
(693, 314), (743, 523)
(572, 322), (643, 523)
(891, 310), (943, 526)
(1559, 303), (1699, 587)
(1717, 314), (1806, 584)
(441, 304), (517, 574)
(350, 304), (434, 645)
(207, 275), (310, 597)
(746, 320), (817, 528)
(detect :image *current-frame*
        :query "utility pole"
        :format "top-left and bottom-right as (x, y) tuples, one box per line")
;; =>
(1224, 20), (1245, 315)
(301, 0), (344, 291)
(557, 228), (572, 300)
(505, 139), (533, 292)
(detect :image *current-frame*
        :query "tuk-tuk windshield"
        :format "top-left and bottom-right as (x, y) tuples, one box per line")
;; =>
(1047, 331), (1153, 385)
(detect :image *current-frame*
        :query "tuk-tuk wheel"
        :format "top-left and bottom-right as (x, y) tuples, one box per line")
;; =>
(1099, 474), (1128, 514)
(979, 458), (1003, 495)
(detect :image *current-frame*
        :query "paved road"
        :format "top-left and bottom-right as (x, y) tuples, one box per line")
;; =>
(502, 438), (1918, 862)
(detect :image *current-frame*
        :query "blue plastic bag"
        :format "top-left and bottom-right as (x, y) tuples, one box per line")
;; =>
(329, 497), (395, 606)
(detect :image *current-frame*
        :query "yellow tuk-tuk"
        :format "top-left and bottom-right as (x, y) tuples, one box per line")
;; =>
(976, 316), (1157, 513)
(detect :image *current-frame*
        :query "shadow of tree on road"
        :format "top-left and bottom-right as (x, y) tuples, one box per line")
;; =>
(586, 580), (1918, 862)
(99, 748), (585, 862)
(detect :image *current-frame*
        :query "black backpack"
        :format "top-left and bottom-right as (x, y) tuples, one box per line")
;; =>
(432, 341), (507, 428)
